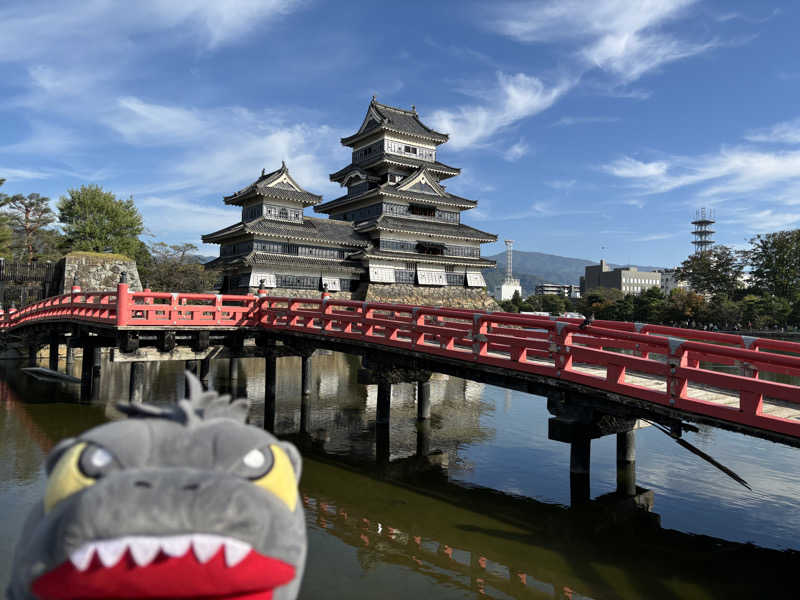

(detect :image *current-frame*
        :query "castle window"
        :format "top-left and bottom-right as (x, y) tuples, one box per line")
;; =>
(404, 145), (417, 155)
(409, 204), (435, 217)
(279, 208), (288, 220)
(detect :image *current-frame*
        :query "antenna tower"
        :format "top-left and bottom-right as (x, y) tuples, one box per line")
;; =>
(504, 240), (514, 282)
(691, 208), (715, 255)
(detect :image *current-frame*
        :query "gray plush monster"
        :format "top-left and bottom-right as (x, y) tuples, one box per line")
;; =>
(7, 374), (306, 600)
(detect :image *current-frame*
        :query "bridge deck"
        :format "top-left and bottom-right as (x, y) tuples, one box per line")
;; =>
(4, 285), (800, 442)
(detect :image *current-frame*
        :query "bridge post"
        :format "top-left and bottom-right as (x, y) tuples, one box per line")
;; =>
(228, 357), (240, 392)
(65, 343), (75, 375)
(80, 343), (101, 403)
(570, 437), (591, 505)
(376, 380), (391, 466)
(616, 429), (636, 497)
(264, 352), (277, 433)
(416, 418), (432, 457)
(185, 360), (198, 397)
(417, 380), (432, 420)
(299, 353), (314, 434)
(129, 361), (145, 404)
(199, 357), (211, 386)
(48, 338), (59, 371)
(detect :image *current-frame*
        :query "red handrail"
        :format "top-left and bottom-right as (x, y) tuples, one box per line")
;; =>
(4, 286), (800, 438)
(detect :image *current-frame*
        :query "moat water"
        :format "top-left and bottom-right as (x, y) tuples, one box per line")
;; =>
(1, 352), (799, 598)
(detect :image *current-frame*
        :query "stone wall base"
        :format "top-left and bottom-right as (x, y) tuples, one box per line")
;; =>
(57, 252), (142, 293)
(246, 287), (356, 300)
(364, 283), (500, 311)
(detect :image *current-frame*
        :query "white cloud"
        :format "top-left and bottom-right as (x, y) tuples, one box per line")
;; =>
(503, 139), (529, 162)
(0, 0), (304, 62)
(0, 120), (80, 155)
(724, 209), (800, 233)
(0, 167), (53, 181)
(489, 0), (713, 82)
(745, 118), (800, 145)
(551, 115), (620, 127)
(603, 157), (669, 178)
(545, 179), (577, 190)
(104, 96), (341, 198)
(633, 232), (676, 242)
(427, 72), (570, 150)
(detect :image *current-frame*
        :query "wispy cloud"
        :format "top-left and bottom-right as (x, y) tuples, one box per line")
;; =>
(545, 179), (577, 190)
(551, 115), (620, 127)
(489, 0), (715, 83)
(603, 148), (800, 198)
(427, 72), (571, 150)
(745, 118), (800, 145)
(0, 0), (305, 62)
(503, 139), (529, 162)
(0, 167), (53, 181)
(632, 232), (676, 242)
(724, 208), (800, 233)
(1, 120), (81, 155)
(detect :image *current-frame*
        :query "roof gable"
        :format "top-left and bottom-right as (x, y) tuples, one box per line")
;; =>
(224, 162), (321, 206)
(342, 97), (449, 146)
(396, 167), (447, 197)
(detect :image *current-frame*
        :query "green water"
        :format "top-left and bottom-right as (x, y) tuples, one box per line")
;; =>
(1, 352), (799, 599)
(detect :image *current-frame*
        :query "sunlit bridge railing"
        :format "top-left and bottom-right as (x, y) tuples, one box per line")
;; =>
(3, 283), (800, 439)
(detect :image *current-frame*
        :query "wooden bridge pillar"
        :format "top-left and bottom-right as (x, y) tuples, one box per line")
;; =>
(185, 360), (198, 398)
(264, 353), (277, 433)
(570, 437), (591, 505)
(199, 357), (211, 386)
(376, 380), (391, 466)
(301, 353), (313, 397)
(129, 361), (145, 404)
(228, 357), (240, 391)
(80, 343), (101, 403)
(616, 429), (636, 497)
(48, 338), (59, 371)
(65, 344), (75, 375)
(416, 418), (432, 457)
(28, 345), (37, 363)
(417, 380), (432, 420)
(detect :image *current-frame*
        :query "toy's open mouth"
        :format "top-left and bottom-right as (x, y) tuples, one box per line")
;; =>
(31, 533), (296, 600)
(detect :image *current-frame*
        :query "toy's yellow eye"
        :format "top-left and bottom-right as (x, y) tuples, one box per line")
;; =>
(44, 443), (95, 513)
(252, 445), (298, 511)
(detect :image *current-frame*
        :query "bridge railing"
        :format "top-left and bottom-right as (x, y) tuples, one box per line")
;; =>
(123, 288), (259, 327)
(0, 289), (120, 328)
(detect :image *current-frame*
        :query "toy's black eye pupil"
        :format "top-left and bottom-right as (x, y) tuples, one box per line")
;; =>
(79, 446), (115, 478)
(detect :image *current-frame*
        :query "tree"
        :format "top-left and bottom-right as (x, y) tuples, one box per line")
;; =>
(675, 245), (743, 297)
(0, 179), (12, 258)
(745, 230), (800, 299)
(540, 294), (568, 315)
(139, 242), (218, 292)
(1, 193), (56, 262)
(632, 287), (665, 323)
(58, 185), (144, 258)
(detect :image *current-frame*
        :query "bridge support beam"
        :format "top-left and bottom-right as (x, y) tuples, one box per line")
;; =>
(185, 360), (198, 397)
(228, 357), (240, 393)
(301, 353), (313, 397)
(80, 343), (101, 403)
(617, 429), (636, 497)
(129, 361), (145, 404)
(376, 380), (391, 466)
(417, 380), (432, 421)
(49, 339), (59, 371)
(570, 437), (591, 505)
(65, 344), (75, 375)
(199, 357), (211, 386)
(264, 353), (277, 433)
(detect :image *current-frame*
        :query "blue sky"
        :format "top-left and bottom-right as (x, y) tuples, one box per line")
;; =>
(1, 0), (799, 267)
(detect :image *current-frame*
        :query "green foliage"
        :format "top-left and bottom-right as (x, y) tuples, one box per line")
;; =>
(745, 230), (800, 299)
(1, 192), (57, 262)
(675, 245), (742, 297)
(0, 179), (12, 259)
(139, 242), (219, 293)
(58, 185), (143, 258)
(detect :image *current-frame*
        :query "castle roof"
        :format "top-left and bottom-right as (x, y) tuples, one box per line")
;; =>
(202, 215), (369, 247)
(341, 98), (449, 147)
(223, 162), (321, 207)
(356, 216), (497, 242)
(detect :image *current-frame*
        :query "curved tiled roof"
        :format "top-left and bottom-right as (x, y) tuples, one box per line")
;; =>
(342, 99), (449, 146)
(202, 216), (369, 247)
(358, 216), (497, 242)
(329, 156), (460, 183)
(314, 183), (477, 213)
(350, 248), (496, 268)
(223, 162), (321, 206)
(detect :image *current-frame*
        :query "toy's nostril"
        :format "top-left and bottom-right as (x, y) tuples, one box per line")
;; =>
(134, 481), (152, 488)
(183, 483), (200, 491)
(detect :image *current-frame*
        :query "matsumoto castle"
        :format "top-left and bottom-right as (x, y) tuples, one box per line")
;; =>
(204, 98), (498, 308)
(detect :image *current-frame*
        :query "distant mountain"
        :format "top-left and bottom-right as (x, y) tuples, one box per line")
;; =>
(482, 250), (664, 296)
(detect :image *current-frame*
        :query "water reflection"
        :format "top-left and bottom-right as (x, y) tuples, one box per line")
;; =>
(1, 351), (799, 598)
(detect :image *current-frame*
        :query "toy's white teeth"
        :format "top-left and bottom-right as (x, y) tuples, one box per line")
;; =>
(68, 535), (253, 571)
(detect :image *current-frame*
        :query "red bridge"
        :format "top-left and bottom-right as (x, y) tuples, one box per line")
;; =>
(3, 281), (800, 449)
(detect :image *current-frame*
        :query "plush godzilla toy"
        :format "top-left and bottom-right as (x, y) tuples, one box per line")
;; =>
(7, 374), (306, 600)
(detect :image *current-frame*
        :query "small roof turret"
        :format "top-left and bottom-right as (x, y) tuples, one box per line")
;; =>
(341, 98), (449, 147)
(223, 162), (321, 207)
